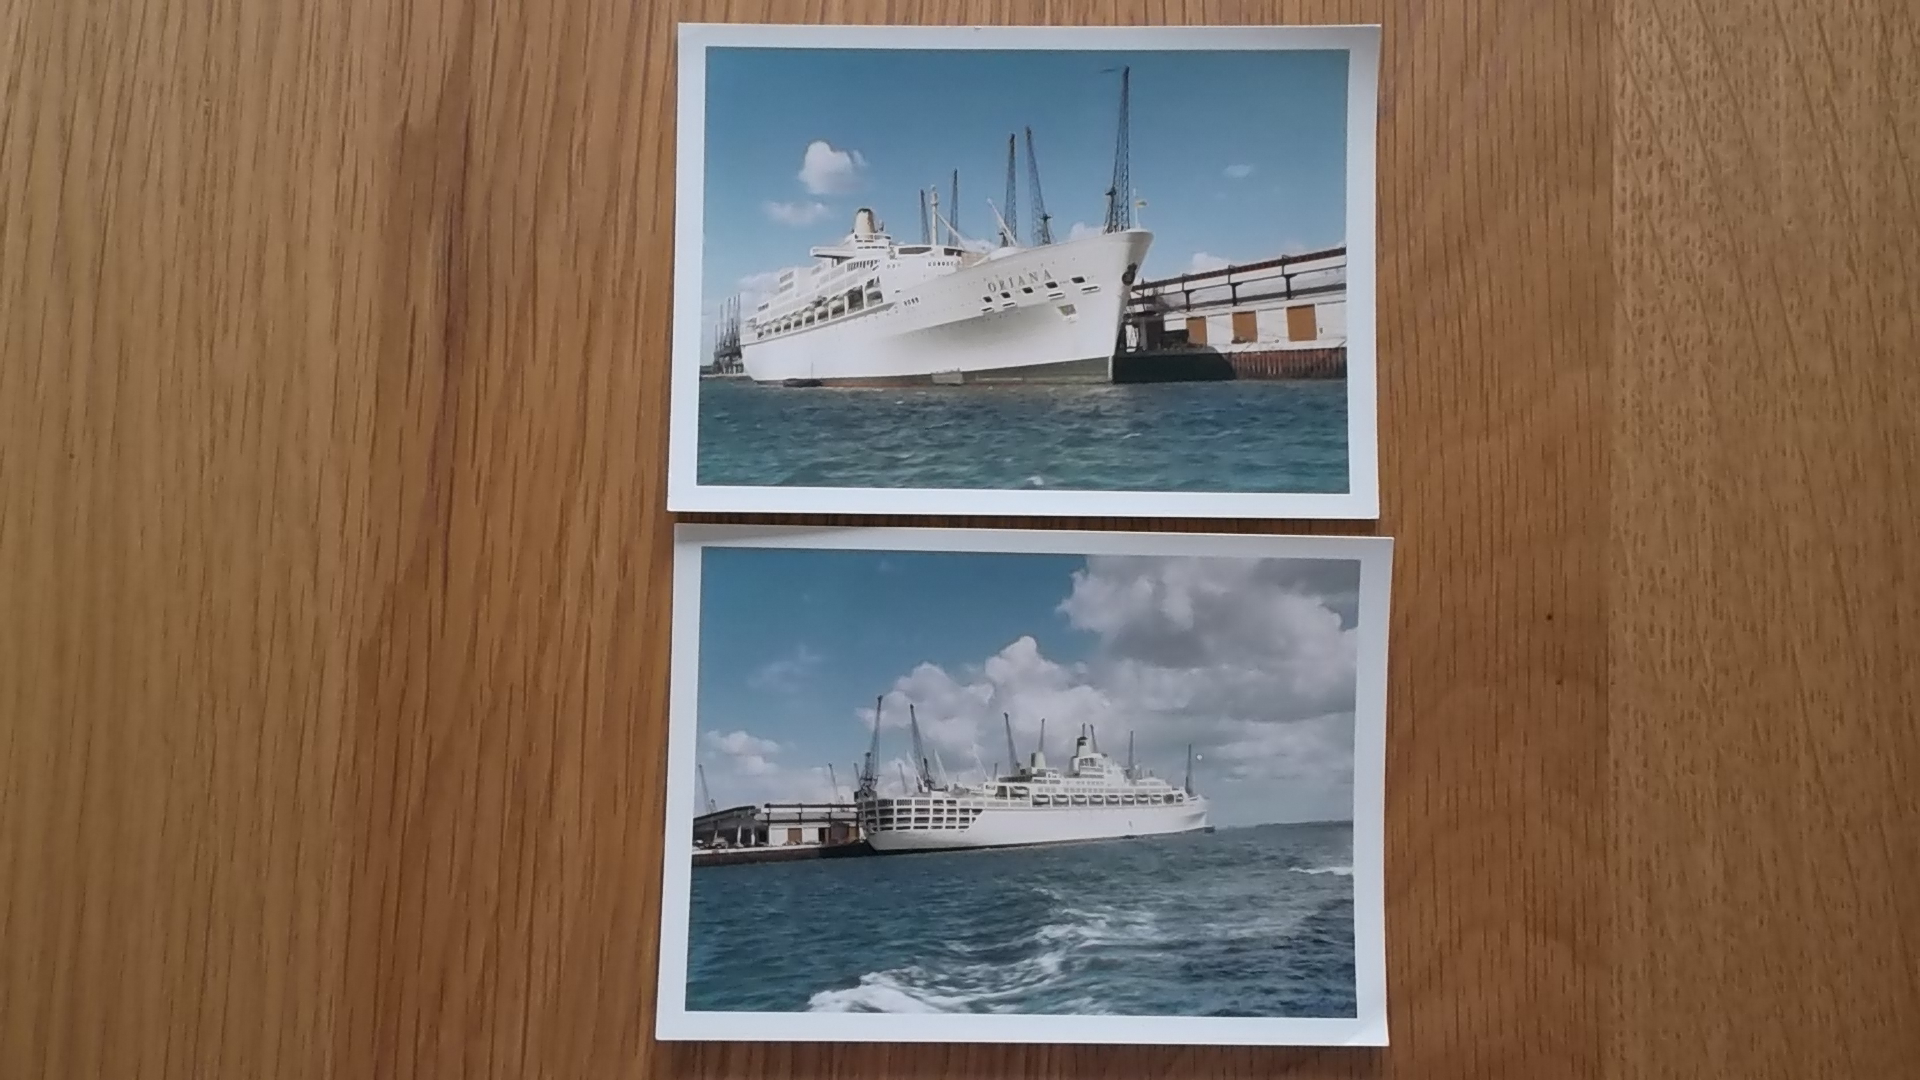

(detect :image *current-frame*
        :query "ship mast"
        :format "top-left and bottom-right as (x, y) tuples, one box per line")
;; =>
(918, 188), (931, 245)
(1184, 743), (1196, 794)
(827, 763), (840, 802)
(949, 170), (960, 246)
(1003, 714), (1019, 778)
(1103, 65), (1132, 233)
(1126, 731), (1136, 779)
(1025, 126), (1053, 245)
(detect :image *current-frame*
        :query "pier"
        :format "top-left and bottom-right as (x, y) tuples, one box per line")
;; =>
(691, 802), (872, 867)
(1114, 246), (1349, 383)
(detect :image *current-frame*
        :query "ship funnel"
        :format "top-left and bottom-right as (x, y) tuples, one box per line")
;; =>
(852, 207), (879, 237)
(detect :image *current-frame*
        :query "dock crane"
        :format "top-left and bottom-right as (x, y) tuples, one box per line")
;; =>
(948, 170), (960, 246)
(1025, 127), (1053, 245)
(1103, 65), (1133, 233)
(1001, 134), (1019, 246)
(696, 762), (717, 815)
(908, 704), (933, 791)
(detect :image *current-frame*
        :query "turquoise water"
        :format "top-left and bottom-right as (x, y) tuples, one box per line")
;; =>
(685, 822), (1357, 1017)
(695, 380), (1350, 492)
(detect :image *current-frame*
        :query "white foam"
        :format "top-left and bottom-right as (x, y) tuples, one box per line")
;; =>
(1289, 864), (1353, 876)
(807, 971), (963, 1013)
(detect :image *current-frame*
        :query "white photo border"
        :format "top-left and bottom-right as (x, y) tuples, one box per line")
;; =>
(667, 24), (1382, 520)
(657, 524), (1392, 1046)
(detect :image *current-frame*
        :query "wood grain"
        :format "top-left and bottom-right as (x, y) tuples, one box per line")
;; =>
(1612, 1), (1920, 1077)
(0, 0), (1911, 1078)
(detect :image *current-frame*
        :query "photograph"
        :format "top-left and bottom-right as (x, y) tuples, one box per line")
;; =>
(657, 526), (1391, 1046)
(668, 24), (1381, 518)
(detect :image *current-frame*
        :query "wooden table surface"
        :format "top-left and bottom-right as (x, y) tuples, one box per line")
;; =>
(3, 1), (1915, 1077)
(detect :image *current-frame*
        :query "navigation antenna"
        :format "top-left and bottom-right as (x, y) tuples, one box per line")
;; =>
(1001, 134), (1019, 246)
(1103, 65), (1132, 233)
(1025, 127), (1053, 245)
(908, 704), (931, 792)
(1004, 714), (1020, 777)
(696, 762), (717, 815)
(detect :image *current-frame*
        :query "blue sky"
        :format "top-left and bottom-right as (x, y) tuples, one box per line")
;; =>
(695, 546), (1363, 828)
(699, 46), (1350, 324)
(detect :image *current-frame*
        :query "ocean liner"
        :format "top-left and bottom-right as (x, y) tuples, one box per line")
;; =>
(855, 704), (1209, 854)
(739, 211), (1151, 386)
(735, 73), (1151, 386)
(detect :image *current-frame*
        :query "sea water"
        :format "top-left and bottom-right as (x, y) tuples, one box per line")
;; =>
(695, 380), (1350, 493)
(685, 822), (1357, 1017)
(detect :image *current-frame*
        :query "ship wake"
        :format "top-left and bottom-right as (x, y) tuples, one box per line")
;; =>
(805, 903), (1161, 1014)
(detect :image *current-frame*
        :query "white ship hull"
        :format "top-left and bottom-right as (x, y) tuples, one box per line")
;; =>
(742, 229), (1152, 386)
(865, 798), (1208, 854)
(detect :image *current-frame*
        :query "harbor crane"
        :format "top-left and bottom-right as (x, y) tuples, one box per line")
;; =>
(696, 762), (717, 815)
(908, 704), (933, 791)
(1001, 134), (1019, 246)
(1103, 65), (1133, 233)
(1025, 127), (1054, 245)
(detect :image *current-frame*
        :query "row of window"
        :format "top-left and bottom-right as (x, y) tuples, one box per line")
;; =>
(752, 280), (884, 339)
(1030, 792), (1186, 806)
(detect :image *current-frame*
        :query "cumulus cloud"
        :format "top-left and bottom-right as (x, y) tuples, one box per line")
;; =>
(1224, 163), (1255, 179)
(858, 556), (1364, 825)
(763, 199), (830, 226)
(1187, 251), (1231, 274)
(748, 644), (823, 692)
(698, 727), (847, 806)
(796, 140), (867, 195)
(1066, 221), (1101, 241)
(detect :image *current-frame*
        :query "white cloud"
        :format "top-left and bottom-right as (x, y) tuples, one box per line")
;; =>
(705, 730), (781, 757)
(748, 644), (823, 692)
(763, 199), (829, 226)
(1224, 163), (1255, 180)
(698, 727), (848, 806)
(796, 140), (867, 195)
(1187, 251), (1231, 274)
(856, 556), (1363, 825)
(1066, 221), (1101, 241)
(701, 729), (783, 786)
